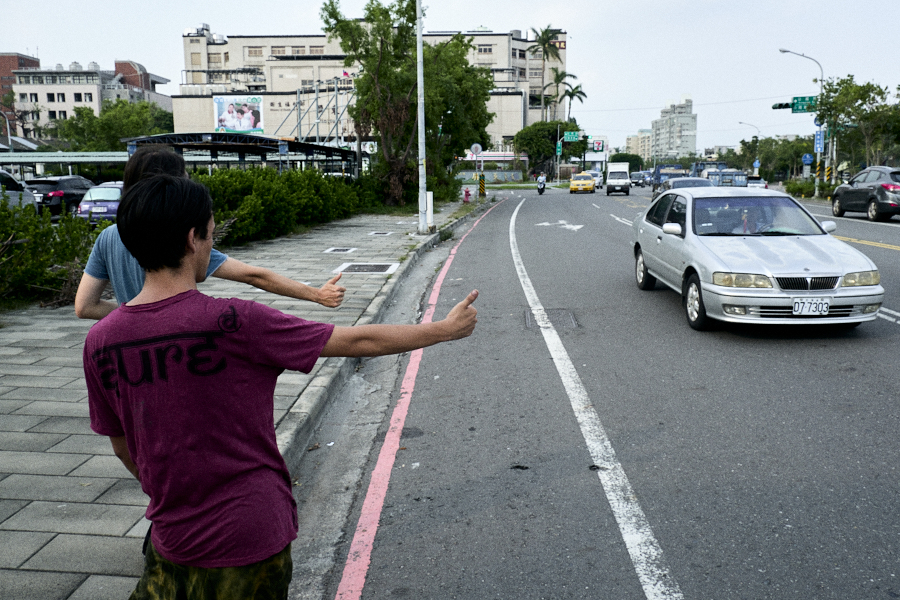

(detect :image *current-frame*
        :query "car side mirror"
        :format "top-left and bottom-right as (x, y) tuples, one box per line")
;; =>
(662, 223), (682, 236)
(820, 220), (837, 233)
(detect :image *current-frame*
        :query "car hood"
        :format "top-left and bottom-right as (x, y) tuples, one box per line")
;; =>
(696, 234), (876, 275)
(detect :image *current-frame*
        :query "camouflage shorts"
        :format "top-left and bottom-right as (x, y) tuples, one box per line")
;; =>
(129, 540), (292, 600)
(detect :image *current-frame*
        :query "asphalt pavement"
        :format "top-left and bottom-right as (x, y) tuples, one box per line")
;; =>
(0, 199), (485, 600)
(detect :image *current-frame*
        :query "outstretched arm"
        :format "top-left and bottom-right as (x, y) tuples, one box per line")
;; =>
(74, 273), (118, 320)
(213, 258), (346, 307)
(322, 290), (479, 357)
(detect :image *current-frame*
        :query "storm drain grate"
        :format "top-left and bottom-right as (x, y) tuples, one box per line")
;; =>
(324, 247), (357, 253)
(524, 309), (578, 330)
(334, 262), (400, 274)
(368, 231), (395, 236)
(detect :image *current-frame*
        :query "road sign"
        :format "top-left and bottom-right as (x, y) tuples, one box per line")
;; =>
(803, 165), (811, 179)
(814, 130), (825, 153)
(753, 159), (761, 169)
(563, 131), (579, 142)
(470, 143), (483, 155)
(814, 116), (822, 127)
(802, 153), (814, 165)
(556, 141), (562, 156)
(593, 140), (604, 152)
(792, 96), (817, 113)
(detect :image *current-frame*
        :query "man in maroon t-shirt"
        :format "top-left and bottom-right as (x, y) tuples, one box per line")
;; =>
(84, 175), (478, 599)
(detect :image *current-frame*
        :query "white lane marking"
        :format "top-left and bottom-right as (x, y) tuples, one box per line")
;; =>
(878, 314), (897, 323)
(510, 199), (683, 600)
(880, 307), (900, 318)
(535, 220), (584, 231)
(611, 214), (633, 226)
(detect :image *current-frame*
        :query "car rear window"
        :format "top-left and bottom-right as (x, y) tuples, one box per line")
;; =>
(27, 181), (59, 192)
(889, 172), (900, 183)
(84, 188), (122, 202)
(573, 175), (592, 181)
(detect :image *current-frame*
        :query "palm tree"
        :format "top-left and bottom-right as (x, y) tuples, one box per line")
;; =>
(562, 84), (587, 121)
(526, 26), (562, 122)
(544, 67), (577, 121)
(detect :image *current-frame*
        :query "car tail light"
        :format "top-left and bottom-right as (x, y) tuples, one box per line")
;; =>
(881, 183), (900, 192)
(47, 190), (65, 197)
(79, 204), (88, 213)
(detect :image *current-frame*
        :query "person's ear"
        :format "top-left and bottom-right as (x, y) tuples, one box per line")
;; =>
(185, 227), (200, 254)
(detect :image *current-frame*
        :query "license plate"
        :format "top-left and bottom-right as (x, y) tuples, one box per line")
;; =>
(792, 297), (831, 315)
(91, 207), (107, 213)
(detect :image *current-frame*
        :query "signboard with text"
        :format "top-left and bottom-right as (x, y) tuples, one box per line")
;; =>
(563, 131), (579, 142)
(214, 95), (264, 133)
(792, 96), (817, 114)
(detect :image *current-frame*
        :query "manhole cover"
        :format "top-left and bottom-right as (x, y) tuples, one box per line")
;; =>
(324, 247), (357, 253)
(335, 262), (400, 274)
(368, 231), (394, 236)
(524, 309), (578, 330)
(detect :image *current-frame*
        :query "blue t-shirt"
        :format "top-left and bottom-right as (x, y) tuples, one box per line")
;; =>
(84, 225), (228, 304)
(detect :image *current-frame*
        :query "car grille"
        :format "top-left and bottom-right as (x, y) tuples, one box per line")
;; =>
(747, 305), (859, 318)
(775, 276), (840, 291)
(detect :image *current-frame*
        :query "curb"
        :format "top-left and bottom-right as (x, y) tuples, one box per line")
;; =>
(276, 201), (494, 472)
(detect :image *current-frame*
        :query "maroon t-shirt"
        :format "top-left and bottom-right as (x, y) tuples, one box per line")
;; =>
(84, 290), (334, 568)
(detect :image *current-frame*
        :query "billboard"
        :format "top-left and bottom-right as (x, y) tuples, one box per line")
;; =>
(213, 95), (264, 134)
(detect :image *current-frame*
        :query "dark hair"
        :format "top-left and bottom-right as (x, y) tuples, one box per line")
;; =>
(118, 175), (213, 271)
(123, 145), (187, 193)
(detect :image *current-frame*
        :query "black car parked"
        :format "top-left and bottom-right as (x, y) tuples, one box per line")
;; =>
(28, 175), (95, 217)
(832, 166), (900, 222)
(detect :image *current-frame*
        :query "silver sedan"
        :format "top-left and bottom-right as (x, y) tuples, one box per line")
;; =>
(631, 187), (884, 330)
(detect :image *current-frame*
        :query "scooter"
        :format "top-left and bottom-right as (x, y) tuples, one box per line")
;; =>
(537, 181), (545, 195)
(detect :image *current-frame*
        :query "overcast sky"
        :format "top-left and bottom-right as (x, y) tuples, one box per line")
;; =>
(10, 0), (900, 151)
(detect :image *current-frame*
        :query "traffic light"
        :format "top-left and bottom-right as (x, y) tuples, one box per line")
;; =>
(772, 102), (792, 110)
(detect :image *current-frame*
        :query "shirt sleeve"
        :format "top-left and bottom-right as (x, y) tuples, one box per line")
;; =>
(84, 227), (111, 281)
(207, 249), (229, 277)
(243, 301), (335, 374)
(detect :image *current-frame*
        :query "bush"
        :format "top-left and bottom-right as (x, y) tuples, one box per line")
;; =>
(783, 179), (836, 199)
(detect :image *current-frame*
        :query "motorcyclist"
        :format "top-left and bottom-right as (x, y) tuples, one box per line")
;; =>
(537, 172), (547, 195)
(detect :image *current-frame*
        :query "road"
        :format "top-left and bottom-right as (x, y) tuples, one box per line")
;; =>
(291, 184), (900, 600)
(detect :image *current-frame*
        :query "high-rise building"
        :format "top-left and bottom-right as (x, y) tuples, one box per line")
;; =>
(651, 98), (696, 159)
(174, 23), (567, 150)
(625, 129), (652, 163)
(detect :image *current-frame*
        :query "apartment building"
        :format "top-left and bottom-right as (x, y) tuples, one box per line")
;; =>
(625, 129), (652, 163)
(12, 60), (171, 138)
(0, 53), (40, 138)
(174, 23), (567, 150)
(650, 98), (697, 159)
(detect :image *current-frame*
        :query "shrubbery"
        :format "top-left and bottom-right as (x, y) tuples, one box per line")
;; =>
(784, 179), (836, 199)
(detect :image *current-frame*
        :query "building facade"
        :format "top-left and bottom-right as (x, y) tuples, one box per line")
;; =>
(651, 99), (696, 159)
(625, 129), (652, 163)
(0, 53), (40, 138)
(12, 60), (171, 138)
(174, 23), (567, 151)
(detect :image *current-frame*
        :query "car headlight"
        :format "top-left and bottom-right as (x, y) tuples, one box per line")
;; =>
(712, 272), (773, 288)
(841, 270), (880, 287)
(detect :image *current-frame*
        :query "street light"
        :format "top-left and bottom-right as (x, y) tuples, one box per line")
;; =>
(779, 48), (825, 196)
(1, 111), (12, 153)
(738, 122), (761, 175)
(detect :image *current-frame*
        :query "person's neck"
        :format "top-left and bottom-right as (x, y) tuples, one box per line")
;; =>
(127, 267), (198, 306)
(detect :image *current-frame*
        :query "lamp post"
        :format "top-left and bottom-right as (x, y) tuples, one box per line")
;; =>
(1, 111), (11, 153)
(738, 121), (760, 175)
(779, 48), (824, 197)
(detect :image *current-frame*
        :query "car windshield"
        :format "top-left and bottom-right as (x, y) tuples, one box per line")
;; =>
(84, 188), (121, 202)
(573, 175), (592, 181)
(693, 196), (823, 236)
(673, 179), (713, 188)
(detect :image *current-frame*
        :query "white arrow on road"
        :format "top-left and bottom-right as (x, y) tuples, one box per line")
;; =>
(535, 220), (583, 231)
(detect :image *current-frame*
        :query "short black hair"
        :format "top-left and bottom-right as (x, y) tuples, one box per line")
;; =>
(123, 145), (187, 193)
(118, 175), (213, 271)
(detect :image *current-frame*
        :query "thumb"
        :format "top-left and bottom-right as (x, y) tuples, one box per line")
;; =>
(327, 273), (342, 285)
(461, 289), (479, 307)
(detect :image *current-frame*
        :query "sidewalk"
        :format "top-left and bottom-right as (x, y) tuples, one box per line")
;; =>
(0, 201), (482, 600)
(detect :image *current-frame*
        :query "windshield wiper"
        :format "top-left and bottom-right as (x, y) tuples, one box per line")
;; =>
(758, 230), (800, 236)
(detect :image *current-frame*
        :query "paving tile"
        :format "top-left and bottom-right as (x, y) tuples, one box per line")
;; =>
(0, 376), (77, 388)
(0, 432), (68, 452)
(46, 434), (112, 455)
(69, 455), (134, 479)
(0, 474), (117, 502)
(0, 364), (60, 376)
(12, 401), (89, 417)
(126, 516), (151, 538)
(27, 416), (92, 435)
(1, 387), (87, 402)
(0, 399), (28, 413)
(0, 451), (89, 475)
(68, 575), (139, 600)
(0, 355), (42, 365)
(0, 415), (47, 432)
(0, 530), (55, 568)
(44, 367), (85, 378)
(0, 568), (85, 600)
(21, 534), (144, 576)
(0, 347), (25, 355)
(1, 500), (146, 535)
(0, 499), (28, 523)
(33, 356), (84, 367)
(94, 479), (149, 506)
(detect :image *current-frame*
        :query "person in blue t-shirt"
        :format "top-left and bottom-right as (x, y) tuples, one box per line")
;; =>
(75, 146), (345, 320)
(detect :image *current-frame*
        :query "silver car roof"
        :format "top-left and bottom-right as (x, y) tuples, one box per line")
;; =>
(675, 187), (792, 200)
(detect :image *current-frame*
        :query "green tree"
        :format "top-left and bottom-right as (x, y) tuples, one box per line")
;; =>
(513, 120), (585, 175)
(543, 67), (576, 121)
(817, 75), (895, 168)
(48, 99), (173, 151)
(1, 90), (43, 139)
(609, 152), (643, 172)
(526, 26), (562, 122)
(562, 84), (586, 122)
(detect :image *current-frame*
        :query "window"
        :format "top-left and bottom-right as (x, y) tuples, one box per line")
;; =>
(47, 93), (55, 102)
(72, 75), (85, 84)
(529, 69), (542, 78)
(46, 76), (57, 84)
(31, 111), (39, 121)
(223, 52), (229, 63)
(301, 79), (314, 87)
(247, 46), (263, 57)
(57, 93), (65, 102)
(208, 53), (222, 65)
(519, 49), (527, 59)
(291, 46), (305, 55)
(74, 93), (82, 102)
(19, 93), (26, 101)
(18, 76), (29, 84)
(647, 195), (675, 226)
(48, 110), (57, 119)
(665, 197), (687, 235)
(84, 93), (93, 102)
(86, 75), (98, 83)
(309, 46), (324, 55)
(518, 68), (526, 78)
(29, 93), (38, 102)
(531, 50), (542, 59)
(190, 38), (200, 44)
(477, 45), (492, 54)
(58, 110), (67, 119)
(191, 53), (202, 66)
(271, 46), (286, 55)
(33, 76), (43, 84)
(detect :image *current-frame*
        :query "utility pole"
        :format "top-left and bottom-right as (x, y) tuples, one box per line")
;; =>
(779, 49), (824, 197)
(415, 0), (431, 233)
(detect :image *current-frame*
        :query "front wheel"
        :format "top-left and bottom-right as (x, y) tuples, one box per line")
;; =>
(635, 250), (656, 290)
(832, 196), (845, 217)
(684, 274), (710, 331)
